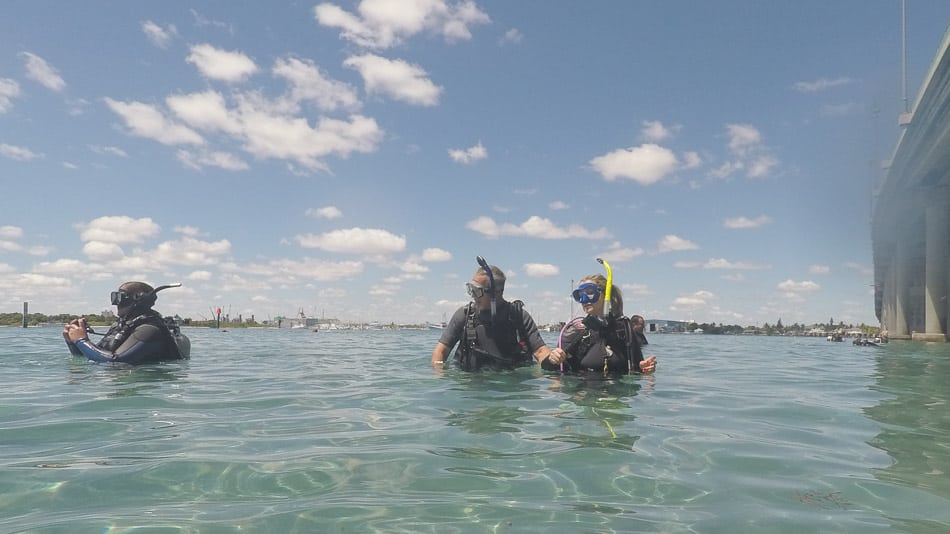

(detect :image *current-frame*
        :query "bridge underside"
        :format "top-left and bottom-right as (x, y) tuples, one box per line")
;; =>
(872, 28), (950, 342)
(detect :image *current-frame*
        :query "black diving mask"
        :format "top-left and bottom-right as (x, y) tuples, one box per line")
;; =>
(111, 290), (137, 306)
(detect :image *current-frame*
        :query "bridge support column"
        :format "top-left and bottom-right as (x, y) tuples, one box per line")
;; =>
(892, 237), (910, 338)
(915, 204), (949, 341)
(882, 264), (895, 335)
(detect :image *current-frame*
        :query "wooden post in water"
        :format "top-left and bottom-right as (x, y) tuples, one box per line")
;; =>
(22, 302), (28, 328)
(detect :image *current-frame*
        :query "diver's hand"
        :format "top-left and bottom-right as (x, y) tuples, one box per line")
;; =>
(546, 347), (566, 366)
(639, 355), (656, 374)
(66, 318), (89, 342)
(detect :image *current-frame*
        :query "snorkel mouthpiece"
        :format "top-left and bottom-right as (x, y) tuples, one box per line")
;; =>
(476, 256), (497, 325)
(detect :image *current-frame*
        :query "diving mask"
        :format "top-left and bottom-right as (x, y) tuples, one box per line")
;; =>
(466, 282), (488, 299)
(572, 283), (601, 304)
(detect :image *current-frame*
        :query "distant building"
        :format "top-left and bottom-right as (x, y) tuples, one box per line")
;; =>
(645, 319), (689, 333)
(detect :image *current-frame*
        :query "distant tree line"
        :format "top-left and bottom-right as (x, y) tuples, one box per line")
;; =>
(0, 312), (112, 327)
(683, 319), (881, 336)
(0, 311), (271, 329)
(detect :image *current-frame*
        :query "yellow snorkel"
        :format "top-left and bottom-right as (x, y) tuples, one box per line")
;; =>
(596, 257), (612, 319)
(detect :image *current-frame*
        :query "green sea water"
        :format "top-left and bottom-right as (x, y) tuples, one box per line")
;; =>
(2, 326), (950, 533)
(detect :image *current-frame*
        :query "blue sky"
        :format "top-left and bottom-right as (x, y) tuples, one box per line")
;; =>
(2, 1), (949, 327)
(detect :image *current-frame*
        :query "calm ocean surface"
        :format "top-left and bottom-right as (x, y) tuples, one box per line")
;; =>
(2, 326), (950, 533)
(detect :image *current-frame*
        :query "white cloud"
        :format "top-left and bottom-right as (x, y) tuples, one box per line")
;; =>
(273, 57), (361, 112)
(448, 141), (487, 164)
(726, 124), (761, 156)
(548, 200), (568, 210)
(186, 44), (258, 83)
(523, 263), (559, 277)
(672, 290), (716, 309)
(657, 234), (698, 253)
(294, 227), (406, 254)
(466, 215), (611, 240)
(162, 89), (383, 171)
(187, 270), (213, 280)
(641, 120), (679, 142)
(723, 215), (771, 229)
(421, 248), (451, 262)
(307, 206), (344, 219)
(239, 111), (383, 171)
(747, 155), (778, 178)
(142, 20), (177, 48)
(0, 143), (42, 161)
(78, 216), (161, 244)
(777, 279), (820, 292)
(82, 241), (125, 261)
(190, 9), (234, 33)
(33, 258), (91, 275)
(176, 149), (249, 171)
(0, 78), (20, 113)
(89, 145), (128, 157)
(808, 264), (830, 275)
(151, 236), (232, 266)
(235, 257), (364, 282)
(175, 226), (201, 236)
(793, 76), (854, 93)
(721, 123), (778, 179)
(0, 226), (23, 239)
(105, 98), (205, 145)
(314, 0), (490, 49)
(674, 258), (769, 270)
(344, 54), (442, 106)
(682, 151), (702, 169)
(400, 261), (429, 274)
(589, 143), (678, 185)
(500, 28), (523, 45)
(19, 52), (66, 92)
(707, 160), (743, 180)
(166, 91), (242, 134)
(600, 242), (645, 262)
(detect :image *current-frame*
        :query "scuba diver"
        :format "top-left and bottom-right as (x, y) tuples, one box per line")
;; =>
(431, 257), (553, 371)
(544, 259), (656, 376)
(63, 281), (191, 365)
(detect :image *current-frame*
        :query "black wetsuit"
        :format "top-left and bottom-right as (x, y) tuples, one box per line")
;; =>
(548, 315), (643, 375)
(438, 300), (545, 371)
(67, 310), (190, 365)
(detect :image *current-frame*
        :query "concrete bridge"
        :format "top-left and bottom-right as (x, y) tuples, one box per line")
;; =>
(872, 27), (950, 341)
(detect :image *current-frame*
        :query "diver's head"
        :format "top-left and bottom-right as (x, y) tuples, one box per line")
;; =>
(574, 274), (623, 318)
(111, 281), (156, 319)
(467, 265), (505, 309)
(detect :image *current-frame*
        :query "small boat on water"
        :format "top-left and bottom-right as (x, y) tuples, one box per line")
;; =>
(427, 313), (447, 330)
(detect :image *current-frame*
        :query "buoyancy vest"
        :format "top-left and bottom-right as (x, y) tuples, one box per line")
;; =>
(454, 300), (532, 371)
(99, 310), (189, 361)
(551, 315), (643, 375)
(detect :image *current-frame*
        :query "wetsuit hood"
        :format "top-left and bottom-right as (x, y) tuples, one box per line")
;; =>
(114, 281), (157, 319)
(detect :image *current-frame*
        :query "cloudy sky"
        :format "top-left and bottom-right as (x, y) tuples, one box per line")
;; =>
(2, 1), (949, 326)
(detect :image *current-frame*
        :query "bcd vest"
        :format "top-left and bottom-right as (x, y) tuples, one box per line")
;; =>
(100, 310), (188, 360)
(553, 315), (642, 375)
(454, 300), (531, 371)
